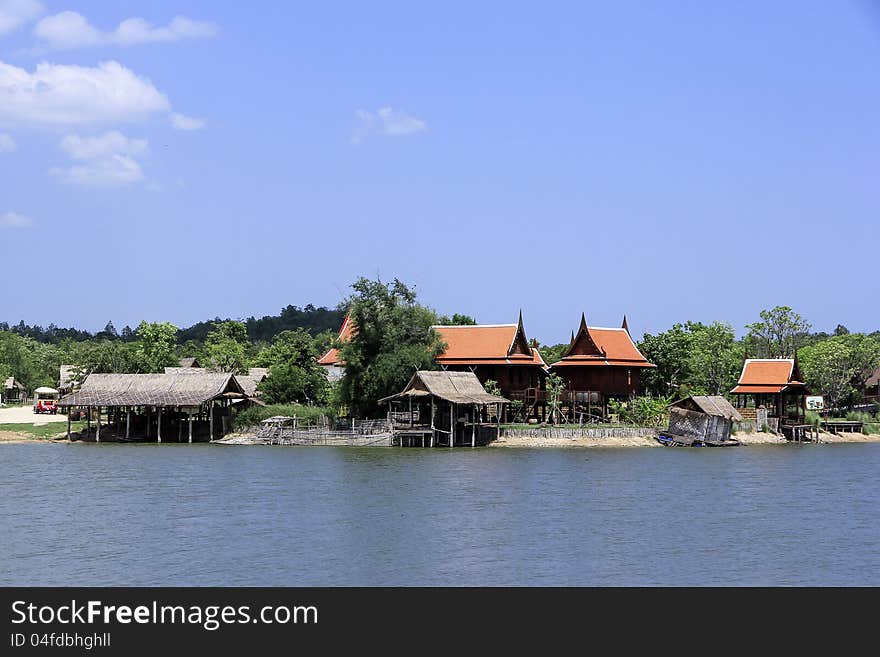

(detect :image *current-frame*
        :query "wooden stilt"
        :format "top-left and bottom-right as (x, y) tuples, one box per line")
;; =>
(146, 406), (151, 439)
(430, 396), (435, 447)
(87, 406), (91, 438)
(125, 409), (130, 439)
(177, 407), (182, 442)
(157, 407), (162, 443)
(67, 412), (71, 440)
(450, 403), (455, 448)
(96, 406), (101, 443)
(472, 404), (476, 447)
(209, 401), (214, 441)
(188, 414), (193, 443)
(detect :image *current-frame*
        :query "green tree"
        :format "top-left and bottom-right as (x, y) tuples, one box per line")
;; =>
(638, 324), (695, 396)
(538, 342), (569, 366)
(253, 329), (329, 404)
(799, 334), (880, 410)
(545, 372), (566, 423)
(746, 306), (811, 358)
(436, 313), (477, 325)
(338, 277), (444, 417)
(687, 321), (740, 395)
(135, 321), (179, 372)
(204, 321), (250, 373)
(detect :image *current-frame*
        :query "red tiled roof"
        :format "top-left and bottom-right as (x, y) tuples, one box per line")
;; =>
(433, 324), (546, 367)
(317, 315), (355, 366)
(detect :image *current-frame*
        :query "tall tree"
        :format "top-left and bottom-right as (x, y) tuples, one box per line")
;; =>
(253, 329), (328, 404)
(204, 321), (250, 373)
(338, 277), (443, 417)
(687, 321), (740, 395)
(746, 306), (811, 358)
(135, 321), (179, 373)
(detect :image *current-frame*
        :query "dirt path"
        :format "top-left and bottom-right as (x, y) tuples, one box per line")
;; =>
(0, 405), (67, 425)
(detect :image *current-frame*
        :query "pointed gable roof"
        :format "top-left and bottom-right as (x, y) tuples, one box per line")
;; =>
(551, 313), (654, 369)
(317, 314), (355, 366)
(730, 358), (808, 394)
(433, 313), (546, 367)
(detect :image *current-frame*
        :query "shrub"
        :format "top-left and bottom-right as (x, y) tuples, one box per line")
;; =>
(231, 403), (336, 431)
(804, 411), (821, 427)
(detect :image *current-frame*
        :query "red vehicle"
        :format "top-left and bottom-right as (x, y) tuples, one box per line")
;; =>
(34, 399), (58, 415)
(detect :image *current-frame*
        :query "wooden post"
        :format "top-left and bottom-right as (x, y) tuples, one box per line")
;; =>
(146, 406), (151, 439)
(67, 411), (71, 440)
(209, 401), (214, 441)
(157, 407), (162, 443)
(472, 405), (477, 447)
(125, 409), (130, 439)
(188, 413), (193, 443)
(430, 396), (435, 448)
(96, 406), (101, 443)
(177, 407), (182, 442)
(450, 403), (455, 448)
(87, 406), (91, 438)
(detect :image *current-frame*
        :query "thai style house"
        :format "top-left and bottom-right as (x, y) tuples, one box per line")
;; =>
(549, 314), (655, 419)
(317, 314), (354, 382)
(865, 368), (880, 405)
(431, 313), (547, 417)
(730, 358), (810, 434)
(2, 377), (27, 404)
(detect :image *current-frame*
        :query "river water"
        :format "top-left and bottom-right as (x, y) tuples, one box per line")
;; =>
(1, 443), (878, 586)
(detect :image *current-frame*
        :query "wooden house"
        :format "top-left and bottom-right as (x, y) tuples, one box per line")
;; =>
(2, 377), (26, 404)
(549, 314), (655, 419)
(317, 314), (354, 382)
(865, 368), (880, 405)
(665, 395), (743, 445)
(431, 313), (547, 416)
(730, 358), (810, 431)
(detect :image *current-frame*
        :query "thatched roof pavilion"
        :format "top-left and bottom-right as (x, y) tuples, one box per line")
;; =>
(58, 371), (245, 443)
(380, 371), (508, 447)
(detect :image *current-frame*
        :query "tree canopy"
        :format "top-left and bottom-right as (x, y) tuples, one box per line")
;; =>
(337, 277), (444, 417)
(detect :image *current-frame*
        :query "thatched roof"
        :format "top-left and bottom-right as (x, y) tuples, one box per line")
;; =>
(670, 395), (742, 421)
(235, 375), (259, 398)
(4, 377), (25, 390)
(59, 371), (245, 408)
(248, 367), (268, 380)
(380, 371), (509, 405)
(178, 357), (200, 368)
(59, 365), (77, 389)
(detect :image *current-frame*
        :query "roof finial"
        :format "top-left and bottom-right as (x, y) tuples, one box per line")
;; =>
(570, 330), (575, 346)
(622, 314), (630, 334)
(579, 312), (588, 333)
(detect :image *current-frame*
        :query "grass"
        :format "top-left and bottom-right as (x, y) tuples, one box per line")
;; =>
(0, 421), (87, 439)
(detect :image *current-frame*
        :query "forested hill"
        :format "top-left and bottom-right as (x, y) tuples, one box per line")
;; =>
(0, 304), (346, 345)
(178, 305), (346, 343)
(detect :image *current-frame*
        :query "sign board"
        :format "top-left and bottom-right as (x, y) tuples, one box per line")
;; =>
(806, 396), (824, 411)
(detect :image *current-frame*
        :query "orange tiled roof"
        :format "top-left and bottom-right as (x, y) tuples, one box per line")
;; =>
(551, 314), (654, 369)
(730, 359), (807, 394)
(433, 324), (546, 367)
(317, 315), (355, 366)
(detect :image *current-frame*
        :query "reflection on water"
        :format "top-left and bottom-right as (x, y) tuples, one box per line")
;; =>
(1, 443), (878, 585)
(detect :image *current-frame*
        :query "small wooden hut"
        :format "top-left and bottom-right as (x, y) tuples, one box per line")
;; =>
(379, 371), (508, 447)
(2, 377), (27, 404)
(665, 395), (743, 445)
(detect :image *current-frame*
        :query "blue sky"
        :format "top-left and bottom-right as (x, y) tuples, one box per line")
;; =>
(1, 1), (879, 344)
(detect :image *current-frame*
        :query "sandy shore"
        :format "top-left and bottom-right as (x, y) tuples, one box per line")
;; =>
(0, 430), (68, 444)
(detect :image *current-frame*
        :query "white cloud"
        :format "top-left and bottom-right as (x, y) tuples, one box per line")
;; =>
(0, 0), (43, 36)
(0, 59), (170, 128)
(170, 112), (204, 130)
(352, 106), (427, 143)
(33, 11), (218, 50)
(0, 211), (31, 228)
(0, 132), (14, 151)
(53, 131), (148, 187)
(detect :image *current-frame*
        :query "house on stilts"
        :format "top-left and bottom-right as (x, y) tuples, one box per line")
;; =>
(730, 358), (811, 439)
(379, 370), (508, 447)
(431, 313), (547, 419)
(548, 314), (655, 420)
